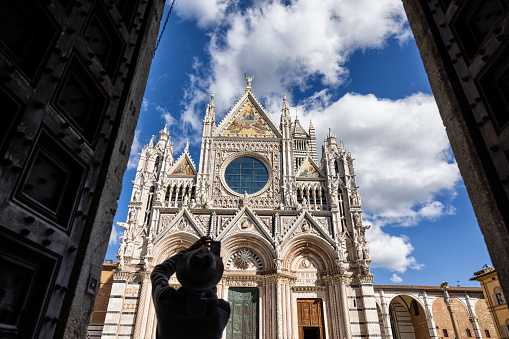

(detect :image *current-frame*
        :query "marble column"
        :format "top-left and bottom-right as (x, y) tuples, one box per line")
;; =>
(277, 278), (283, 339)
(340, 276), (352, 339)
(133, 273), (151, 338)
(465, 293), (482, 339)
(422, 291), (438, 339)
(379, 290), (394, 339)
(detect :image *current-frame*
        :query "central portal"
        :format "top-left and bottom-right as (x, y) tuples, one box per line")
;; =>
(226, 287), (259, 339)
(297, 298), (325, 339)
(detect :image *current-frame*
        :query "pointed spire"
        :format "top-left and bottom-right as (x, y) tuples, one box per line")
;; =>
(185, 140), (189, 152)
(281, 94), (291, 118)
(340, 139), (345, 150)
(309, 120), (315, 137)
(158, 124), (169, 141)
(205, 91), (216, 118)
(149, 135), (155, 147)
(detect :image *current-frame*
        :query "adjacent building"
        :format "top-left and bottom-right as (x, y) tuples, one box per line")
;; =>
(472, 266), (509, 338)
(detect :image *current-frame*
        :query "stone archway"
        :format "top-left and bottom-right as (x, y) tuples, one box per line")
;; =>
(388, 295), (430, 339)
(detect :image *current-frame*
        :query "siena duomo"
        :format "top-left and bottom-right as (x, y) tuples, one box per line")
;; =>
(94, 79), (496, 339)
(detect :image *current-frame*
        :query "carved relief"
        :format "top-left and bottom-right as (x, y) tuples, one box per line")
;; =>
(161, 214), (176, 230)
(281, 217), (295, 234)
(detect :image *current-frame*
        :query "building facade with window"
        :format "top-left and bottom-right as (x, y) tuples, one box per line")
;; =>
(97, 80), (497, 339)
(101, 80), (377, 339)
(472, 266), (509, 338)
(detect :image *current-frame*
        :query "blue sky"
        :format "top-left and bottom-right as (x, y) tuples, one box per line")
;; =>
(105, 0), (492, 286)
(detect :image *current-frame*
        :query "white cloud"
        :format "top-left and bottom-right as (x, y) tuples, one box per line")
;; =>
(108, 225), (120, 246)
(127, 129), (142, 170)
(390, 273), (403, 283)
(174, 0), (229, 28)
(367, 224), (424, 272)
(301, 92), (461, 226)
(205, 0), (411, 109)
(166, 0), (461, 274)
(156, 105), (176, 126)
(142, 97), (149, 112)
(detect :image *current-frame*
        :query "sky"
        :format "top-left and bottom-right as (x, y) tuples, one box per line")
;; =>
(105, 0), (493, 286)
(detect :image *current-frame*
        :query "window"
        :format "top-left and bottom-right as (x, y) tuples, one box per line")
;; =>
(494, 288), (506, 305)
(485, 330), (491, 338)
(224, 157), (269, 195)
(466, 329), (472, 337)
(443, 329), (449, 337)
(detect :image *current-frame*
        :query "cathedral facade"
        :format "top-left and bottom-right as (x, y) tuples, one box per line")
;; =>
(102, 80), (378, 339)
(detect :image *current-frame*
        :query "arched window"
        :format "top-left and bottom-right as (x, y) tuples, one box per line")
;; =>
(494, 287), (506, 305)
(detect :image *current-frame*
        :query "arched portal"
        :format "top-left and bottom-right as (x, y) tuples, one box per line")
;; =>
(386, 295), (430, 339)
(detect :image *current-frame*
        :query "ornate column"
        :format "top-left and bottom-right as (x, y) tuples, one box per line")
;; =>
(441, 282), (462, 339)
(339, 276), (352, 339)
(324, 277), (340, 339)
(277, 277), (283, 339)
(464, 292), (482, 339)
(146, 288), (156, 338)
(358, 275), (381, 339)
(422, 291), (438, 339)
(285, 283), (293, 339)
(133, 272), (151, 338)
(379, 289), (394, 339)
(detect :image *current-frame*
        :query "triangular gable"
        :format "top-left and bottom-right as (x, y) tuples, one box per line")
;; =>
(214, 91), (282, 138)
(282, 210), (334, 245)
(216, 206), (274, 245)
(296, 156), (326, 180)
(169, 152), (197, 176)
(292, 118), (309, 137)
(156, 208), (205, 242)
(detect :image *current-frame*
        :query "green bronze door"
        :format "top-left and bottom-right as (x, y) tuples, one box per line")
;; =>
(226, 287), (259, 339)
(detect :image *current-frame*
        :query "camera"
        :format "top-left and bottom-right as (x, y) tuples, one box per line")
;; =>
(210, 240), (221, 256)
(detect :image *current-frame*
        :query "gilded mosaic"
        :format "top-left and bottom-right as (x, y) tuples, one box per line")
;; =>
(222, 104), (274, 137)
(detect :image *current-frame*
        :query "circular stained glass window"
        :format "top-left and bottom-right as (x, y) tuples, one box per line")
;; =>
(224, 156), (269, 195)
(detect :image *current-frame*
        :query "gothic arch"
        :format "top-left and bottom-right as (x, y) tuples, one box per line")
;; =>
(152, 233), (200, 265)
(221, 233), (274, 271)
(389, 295), (430, 339)
(282, 235), (336, 272)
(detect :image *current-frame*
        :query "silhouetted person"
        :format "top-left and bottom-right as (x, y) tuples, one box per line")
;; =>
(151, 236), (230, 339)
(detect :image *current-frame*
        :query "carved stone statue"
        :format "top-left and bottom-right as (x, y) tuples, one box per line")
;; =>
(245, 73), (254, 87)
(240, 218), (250, 229)
(190, 198), (196, 208)
(301, 220), (311, 232)
(354, 212), (362, 227)
(356, 241), (363, 260)
(133, 190), (140, 201)
(146, 242), (154, 257)
(363, 246), (370, 261)
(118, 239), (126, 257)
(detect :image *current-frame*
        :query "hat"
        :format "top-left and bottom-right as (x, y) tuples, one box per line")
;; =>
(176, 247), (224, 290)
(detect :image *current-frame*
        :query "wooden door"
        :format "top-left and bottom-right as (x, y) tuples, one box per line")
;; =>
(0, 1), (163, 337)
(226, 287), (259, 339)
(297, 299), (325, 339)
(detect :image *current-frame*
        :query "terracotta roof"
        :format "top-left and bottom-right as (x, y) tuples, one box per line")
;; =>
(374, 284), (482, 292)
